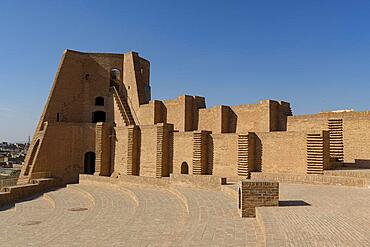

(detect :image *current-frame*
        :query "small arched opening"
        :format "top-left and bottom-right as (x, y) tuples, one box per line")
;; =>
(84, 152), (96, 174)
(92, 111), (106, 123)
(181, 162), (189, 174)
(110, 68), (121, 87)
(95, 97), (104, 106)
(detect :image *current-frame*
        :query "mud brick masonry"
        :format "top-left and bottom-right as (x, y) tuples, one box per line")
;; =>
(238, 180), (279, 218)
(16, 50), (370, 186)
(3, 49), (370, 247)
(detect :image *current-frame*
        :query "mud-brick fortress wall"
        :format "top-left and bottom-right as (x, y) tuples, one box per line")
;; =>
(22, 122), (96, 184)
(124, 99), (300, 179)
(21, 50), (150, 184)
(37, 51), (122, 127)
(173, 132), (194, 174)
(112, 123), (174, 178)
(255, 131), (330, 174)
(288, 112), (370, 165)
(22, 49), (370, 187)
(198, 100), (292, 134)
(211, 133), (238, 177)
(20, 50), (124, 184)
(138, 124), (174, 178)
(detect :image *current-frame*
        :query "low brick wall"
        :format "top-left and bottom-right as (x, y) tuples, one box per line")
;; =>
(80, 174), (171, 187)
(79, 174), (226, 190)
(79, 174), (121, 185)
(0, 178), (60, 208)
(324, 170), (370, 179)
(170, 174), (226, 189)
(238, 180), (279, 218)
(121, 174), (171, 186)
(251, 172), (369, 187)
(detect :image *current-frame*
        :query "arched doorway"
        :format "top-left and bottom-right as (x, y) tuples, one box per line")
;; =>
(181, 162), (189, 174)
(84, 152), (96, 174)
(92, 111), (106, 123)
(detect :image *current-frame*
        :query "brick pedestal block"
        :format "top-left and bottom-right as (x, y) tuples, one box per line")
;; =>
(238, 180), (279, 217)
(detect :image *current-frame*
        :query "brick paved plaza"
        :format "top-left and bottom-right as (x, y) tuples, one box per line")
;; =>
(0, 179), (369, 246)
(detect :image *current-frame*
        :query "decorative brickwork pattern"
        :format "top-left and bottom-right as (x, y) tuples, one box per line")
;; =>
(156, 124), (165, 178)
(192, 132), (203, 175)
(238, 180), (279, 217)
(238, 133), (256, 177)
(328, 119), (344, 162)
(192, 131), (210, 175)
(306, 133), (325, 174)
(95, 123), (111, 176)
(237, 134), (249, 176)
(126, 125), (138, 175)
(95, 123), (103, 175)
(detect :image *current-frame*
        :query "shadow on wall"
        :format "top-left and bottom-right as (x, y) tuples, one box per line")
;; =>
(136, 130), (141, 176)
(162, 103), (168, 123)
(169, 131), (174, 174)
(254, 135), (262, 172)
(336, 160), (370, 169)
(207, 135), (214, 175)
(279, 200), (311, 207)
(353, 159), (370, 169)
(84, 152), (96, 174)
(110, 128), (117, 175)
(228, 109), (237, 133)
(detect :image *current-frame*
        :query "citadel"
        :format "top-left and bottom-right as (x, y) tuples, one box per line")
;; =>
(19, 50), (370, 183)
(1, 50), (370, 246)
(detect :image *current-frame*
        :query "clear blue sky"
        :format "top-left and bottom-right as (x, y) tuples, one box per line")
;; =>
(1, 0), (370, 142)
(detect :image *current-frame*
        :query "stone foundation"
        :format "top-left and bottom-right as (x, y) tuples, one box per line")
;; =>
(238, 180), (279, 217)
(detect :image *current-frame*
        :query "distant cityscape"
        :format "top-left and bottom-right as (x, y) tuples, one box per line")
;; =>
(0, 140), (29, 178)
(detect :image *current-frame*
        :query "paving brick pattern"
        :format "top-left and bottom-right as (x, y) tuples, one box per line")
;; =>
(173, 186), (260, 246)
(0, 183), (258, 246)
(0, 182), (369, 246)
(257, 183), (370, 246)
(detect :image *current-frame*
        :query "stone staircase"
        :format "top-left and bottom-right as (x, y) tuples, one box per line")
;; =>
(111, 86), (135, 126)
